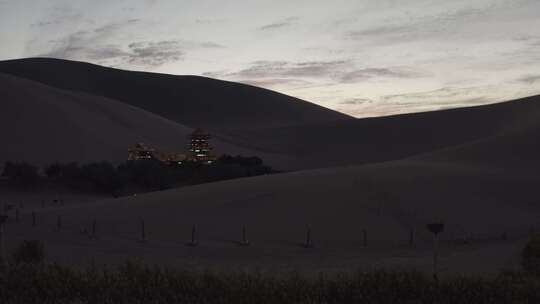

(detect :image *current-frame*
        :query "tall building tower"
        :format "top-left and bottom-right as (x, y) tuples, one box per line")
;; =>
(188, 128), (216, 164)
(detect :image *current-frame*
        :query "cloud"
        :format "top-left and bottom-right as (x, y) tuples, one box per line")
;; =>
(334, 87), (497, 118)
(126, 40), (184, 67)
(40, 20), (224, 68)
(380, 87), (493, 111)
(209, 60), (427, 86)
(228, 60), (350, 79)
(338, 98), (373, 105)
(517, 74), (540, 84)
(199, 41), (225, 48)
(239, 78), (312, 88)
(340, 68), (428, 83)
(345, 4), (497, 45)
(258, 17), (299, 31)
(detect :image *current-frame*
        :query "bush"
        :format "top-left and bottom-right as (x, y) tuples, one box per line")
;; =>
(0, 263), (539, 303)
(118, 160), (176, 190)
(44, 162), (63, 179)
(11, 240), (45, 265)
(80, 161), (124, 194)
(522, 234), (540, 275)
(1, 161), (40, 188)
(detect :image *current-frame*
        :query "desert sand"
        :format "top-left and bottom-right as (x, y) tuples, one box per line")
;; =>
(0, 72), (293, 169)
(1, 58), (539, 277)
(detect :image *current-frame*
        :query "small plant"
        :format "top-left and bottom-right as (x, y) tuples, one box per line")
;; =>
(11, 240), (45, 264)
(522, 233), (540, 275)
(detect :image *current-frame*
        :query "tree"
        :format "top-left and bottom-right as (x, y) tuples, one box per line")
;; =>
(2, 162), (40, 189)
(11, 240), (45, 264)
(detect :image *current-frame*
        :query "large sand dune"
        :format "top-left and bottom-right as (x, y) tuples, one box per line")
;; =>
(0, 73), (292, 167)
(12, 147), (538, 274)
(223, 95), (540, 168)
(3, 57), (540, 171)
(9, 92), (539, 273)
(2, 59), (540, 275)
(0, 58), (351, 130)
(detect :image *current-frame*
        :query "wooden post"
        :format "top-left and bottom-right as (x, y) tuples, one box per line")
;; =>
(240, 225), (249, 246)
(15, 208), (19, 223)
(426, 223), (444, 282)
(362, 229), (368, 247)
(409, 228), (415, 247)
(0, 215), (7, 267)
(32, 211), (36, 227)
(433, 233), (439, 281)
(91, 219), (96, 239)
(140, 219), (146, 242)
(304, 226), (313, 248)
(187, 224), (198, 246)
(56, 215), (62, 231)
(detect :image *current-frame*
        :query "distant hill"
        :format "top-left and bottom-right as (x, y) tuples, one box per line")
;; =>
(3, 57), (540, 171)
(223, 95), (540, 168)
(0, 58), (352, 130)
(0, 72), (293, 167)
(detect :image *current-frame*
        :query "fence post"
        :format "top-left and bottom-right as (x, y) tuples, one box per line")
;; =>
(91, 219), (96, 239)
(426, 223), (445, 282)
(409, 228), (415, 247)
(362, 229), (367, 247)
(32, 211), (36, 227)
(15, 208), (19, 223)
(304, 226), (313, 248)
(56, 215), (62, 231)
(140, 219), (146, 242)
(240, 225), (249, 246)
(0, 215), (7, 267)
(187, 224), (198, 246)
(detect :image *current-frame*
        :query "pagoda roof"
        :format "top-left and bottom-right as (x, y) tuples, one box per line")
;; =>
(191, 128), (210, 136)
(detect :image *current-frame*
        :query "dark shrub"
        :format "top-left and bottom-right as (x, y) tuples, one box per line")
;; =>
(2, 161), (40, 188)
(44, 162), (63, 179)
(522, 234), (540, 275)
(11, 240), (45, 264)
(80, 161), (124, 194)
(118, 160), (175, 190)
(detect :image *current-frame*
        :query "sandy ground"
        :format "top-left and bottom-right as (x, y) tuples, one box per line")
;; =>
(2, 158), (536, 277)
(0, 73), (294, 170)
(2, 60), (540, 277)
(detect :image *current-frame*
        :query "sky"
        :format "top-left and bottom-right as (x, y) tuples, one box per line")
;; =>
(1, 0), (540, 117)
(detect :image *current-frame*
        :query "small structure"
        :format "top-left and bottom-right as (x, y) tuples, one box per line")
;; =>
(165, 152), (187, 166)
(127, 129), (217, 165)
(128, 143), (155, 161)
(187, 128), (216, 164)
(152, 151), (187, 166)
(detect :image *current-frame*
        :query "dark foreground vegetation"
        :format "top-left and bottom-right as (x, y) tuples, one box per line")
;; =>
(1, 236), (540, 304)
(1, 155), (276, 195)
(0, 261), (539, 304)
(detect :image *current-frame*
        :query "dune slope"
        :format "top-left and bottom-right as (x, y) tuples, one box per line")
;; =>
(0, 73), (292, 167)
(0, 58), (351, 130)
(224, 95), (540, 168)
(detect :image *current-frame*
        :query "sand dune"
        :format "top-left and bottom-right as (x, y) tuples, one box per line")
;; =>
(0, 73), (292, 167)
(0, 58), (351, 130)
(224, 95), (540, 168)
(12, 154), (535, 274)
(14, 94), (540, 273)
(2, 58), (540, 275)
(3, 57), (540, 171)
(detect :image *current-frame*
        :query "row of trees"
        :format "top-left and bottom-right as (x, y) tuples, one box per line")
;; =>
(1, 155), (276, 195)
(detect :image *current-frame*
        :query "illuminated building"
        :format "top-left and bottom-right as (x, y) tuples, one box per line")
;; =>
(188, 128), (216, 164)
(127, 143), (155, 161)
